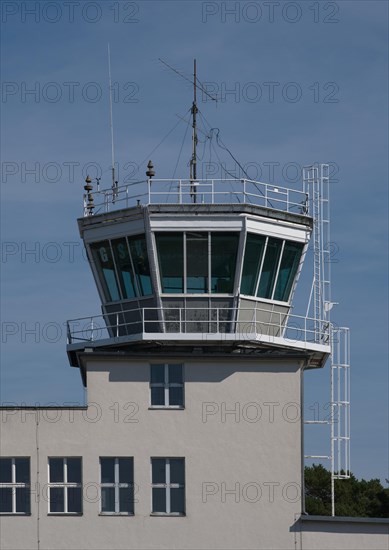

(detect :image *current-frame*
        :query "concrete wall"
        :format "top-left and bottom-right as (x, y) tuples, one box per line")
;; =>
(0, 356), (303, 550)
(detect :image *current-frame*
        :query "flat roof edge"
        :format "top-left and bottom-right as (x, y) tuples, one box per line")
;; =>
(300, 515), (389, 524)
(78, 203), (313, 231)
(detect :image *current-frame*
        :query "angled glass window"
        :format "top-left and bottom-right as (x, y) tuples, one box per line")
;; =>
(0, 458), (30, 514)
(273, 241), (304, 301)
(257, 238), (283, 299)
(90, 235), (152, 302)
(90, 241), (120, 302)
(129, 236), (152, 296)
(241, 234), (266, 295)
(186, 232), (208, 293)
(100, 458), (134, 515)
(241, 233), (304, 303)
(112, 238), (136, 299)
(156, 233), (184, 293)
(151, 458), (185, 515)
(211, 233), (239, 293)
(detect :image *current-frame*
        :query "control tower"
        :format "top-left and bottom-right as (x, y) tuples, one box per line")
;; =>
(67, 175), (330, 373)
(62, 69), (350, 545)
(64, 167), (339, 546)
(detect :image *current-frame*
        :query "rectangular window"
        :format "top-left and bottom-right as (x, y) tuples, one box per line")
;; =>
(211, 233), (239, 293)
(186, 232), (208, 293)
(0, 458), (30, 514)
(151, 458), (185, 515)
(156, 233), (184, 293)
(48, 458), (82, 514)
(156, 232), (239, 295)
(150, 364), (184, 408)
(100, 458), (134, 515)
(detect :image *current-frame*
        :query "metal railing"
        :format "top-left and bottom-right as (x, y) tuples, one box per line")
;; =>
(85, 179), (309, 217)
(66, 306), (330, 347)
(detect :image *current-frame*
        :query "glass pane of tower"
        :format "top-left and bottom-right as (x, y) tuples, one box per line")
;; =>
(257, 238), (283, 299)
(241, 234), (266, 295)
(186, 233), (208, 293)
(273, 241), (304, 301)
(112, 238), (136, 299)
(211, 233), (239, 293)
(90, 241), (120, 302)
(156, 233), (184, 293)
(129, 236), (152, 296)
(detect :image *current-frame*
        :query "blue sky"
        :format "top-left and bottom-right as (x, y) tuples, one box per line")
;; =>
(1, 1), (388, 483)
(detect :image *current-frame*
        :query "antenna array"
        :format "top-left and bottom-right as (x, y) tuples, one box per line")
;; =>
(108, 44), (118, 201)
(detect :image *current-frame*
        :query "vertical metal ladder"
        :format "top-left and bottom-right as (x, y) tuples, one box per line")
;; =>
(303, 164), (350, 516)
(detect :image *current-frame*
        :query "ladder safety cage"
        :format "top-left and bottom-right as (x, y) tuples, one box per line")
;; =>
(303, 164), (350, 517)
(303, 164), (331, 343)
(331, 325), (351, 481)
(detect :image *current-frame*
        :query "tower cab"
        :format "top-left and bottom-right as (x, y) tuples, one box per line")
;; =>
(67, 175), (330, 377)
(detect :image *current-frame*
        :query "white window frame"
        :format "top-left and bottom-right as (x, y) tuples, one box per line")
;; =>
(48, 457), (82, 515)
(150, 364), (184, 409)
(151, 458), (185, 516)
(99, 457), (134, 515)
(155, 231), (240, 296)
(0, 457), (30, 515)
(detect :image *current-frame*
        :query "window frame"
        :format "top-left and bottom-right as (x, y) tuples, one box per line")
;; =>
(99, 457), (135, 516)
(0, 457), (30, 515)
(240, 234), (304, 304)
(150, 458), (185, 516)
(155, 231), (240, 296)
(90, 240), (121, 302)
(149, 364), (185, 409)
(88, 234), (153, 303)
(47, 457), (82, 515)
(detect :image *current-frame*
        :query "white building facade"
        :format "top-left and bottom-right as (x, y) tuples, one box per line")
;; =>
(1, 177), (387, 549)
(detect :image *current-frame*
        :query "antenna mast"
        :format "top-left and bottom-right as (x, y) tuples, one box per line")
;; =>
(190, 59), (198, 203)
(108, 43), (117, 200)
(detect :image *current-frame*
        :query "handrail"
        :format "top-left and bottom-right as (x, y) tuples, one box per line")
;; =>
(84, 178), (309, 217)
(67, 306), (330, 347)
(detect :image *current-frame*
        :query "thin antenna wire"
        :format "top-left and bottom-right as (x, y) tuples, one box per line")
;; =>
(158, 58), (218, 102)
(108, 43), (117, 196)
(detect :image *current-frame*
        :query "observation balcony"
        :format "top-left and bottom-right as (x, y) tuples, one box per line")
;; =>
(83, 178), (309, 217)
(67, 305), (330, 369)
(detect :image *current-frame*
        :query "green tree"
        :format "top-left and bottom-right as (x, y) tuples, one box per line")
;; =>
(305, 464), (389, 517)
